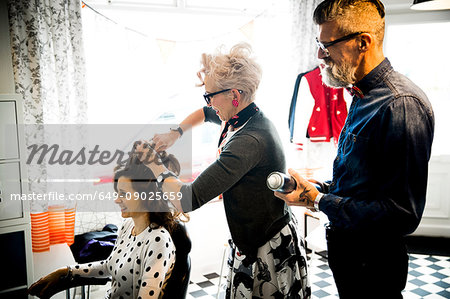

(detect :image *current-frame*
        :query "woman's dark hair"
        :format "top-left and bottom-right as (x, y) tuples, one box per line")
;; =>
(113, 150), (187, 233)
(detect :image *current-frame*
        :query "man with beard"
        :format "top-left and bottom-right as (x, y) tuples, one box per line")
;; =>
(275, 0), (435, 298)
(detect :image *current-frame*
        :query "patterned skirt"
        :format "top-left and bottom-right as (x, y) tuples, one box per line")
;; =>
(225, 219), (311, 298)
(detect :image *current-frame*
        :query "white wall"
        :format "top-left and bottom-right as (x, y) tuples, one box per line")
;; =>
(414, 156), (450, 237)
(185, 201), (230, 279)
(384, 3), (450, 238)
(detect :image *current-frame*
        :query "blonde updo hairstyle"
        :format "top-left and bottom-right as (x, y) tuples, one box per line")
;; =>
(198, 43), (262, 104)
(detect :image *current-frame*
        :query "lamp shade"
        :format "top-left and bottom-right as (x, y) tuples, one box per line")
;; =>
(411, 0), (450, 10)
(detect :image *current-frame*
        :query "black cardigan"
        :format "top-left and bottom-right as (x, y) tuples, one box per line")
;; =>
(181, 106), (291, 259)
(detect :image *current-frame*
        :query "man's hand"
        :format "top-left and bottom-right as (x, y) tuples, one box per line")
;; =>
(152, 131), (180, 152)
(274, 168), (319, 208)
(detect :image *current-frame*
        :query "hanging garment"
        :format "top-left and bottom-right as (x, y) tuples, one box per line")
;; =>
(288, 67), (350, 180)
(304, 67), (348, 144)
(289, 67), (348, 145)
(70, 224), (118, 263)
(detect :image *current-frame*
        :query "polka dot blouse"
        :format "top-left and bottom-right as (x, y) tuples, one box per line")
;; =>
(71, 218), (176, 298)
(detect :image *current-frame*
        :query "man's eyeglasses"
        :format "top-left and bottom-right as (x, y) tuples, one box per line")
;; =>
(315, 32), (365, 57)
(203, 89), (242, 105)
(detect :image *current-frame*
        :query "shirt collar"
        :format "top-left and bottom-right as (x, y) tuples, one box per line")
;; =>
(227, 102), (259, 129)
(350, 58), (392, 98)
(218, 102), (259, 147)
(346, 85), (364, 99)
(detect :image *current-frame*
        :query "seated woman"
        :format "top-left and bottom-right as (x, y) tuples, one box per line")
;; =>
(28, 151), (187, 299)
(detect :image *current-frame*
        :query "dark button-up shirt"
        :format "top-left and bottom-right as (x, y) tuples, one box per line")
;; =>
(181, 107), (291, 258)
(319, 58), (435, 237)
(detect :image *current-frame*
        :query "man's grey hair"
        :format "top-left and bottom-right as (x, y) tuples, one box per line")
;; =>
(313, 0), (385, 46)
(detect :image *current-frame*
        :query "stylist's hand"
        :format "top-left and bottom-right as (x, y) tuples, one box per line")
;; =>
(274, 168), (319, 209)
(153, 131), (180, 152)
(28, 268), (67, 298)
(134, 140), (159, 165)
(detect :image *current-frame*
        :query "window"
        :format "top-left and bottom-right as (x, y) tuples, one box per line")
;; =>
(81, 0), (294, 174)
(385, 21), (450, 157)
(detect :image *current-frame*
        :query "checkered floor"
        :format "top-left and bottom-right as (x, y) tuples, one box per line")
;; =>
(187, 253), (450, 299)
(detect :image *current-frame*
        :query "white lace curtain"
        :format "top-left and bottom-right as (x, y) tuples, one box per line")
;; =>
(7, 0), (87, 252)
(290, 0), (323, 74)
(8, 0), (87, 124)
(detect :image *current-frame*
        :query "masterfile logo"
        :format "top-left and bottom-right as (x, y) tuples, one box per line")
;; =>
(1, 124), (193, 212)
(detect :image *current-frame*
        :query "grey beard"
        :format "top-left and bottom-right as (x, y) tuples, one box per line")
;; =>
(320, 61), (356, 88)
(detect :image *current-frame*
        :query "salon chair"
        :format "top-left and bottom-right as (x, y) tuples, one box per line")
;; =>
(162, 221), (192, 299)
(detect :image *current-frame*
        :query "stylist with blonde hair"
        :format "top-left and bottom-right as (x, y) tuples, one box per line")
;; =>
(137, 43), (310, 298)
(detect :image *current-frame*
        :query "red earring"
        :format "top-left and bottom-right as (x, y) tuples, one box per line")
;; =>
(232, 99), (239, 107)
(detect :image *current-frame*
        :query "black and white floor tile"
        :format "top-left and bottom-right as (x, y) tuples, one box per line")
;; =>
(188, 272), (226, 299)
(187, 253), (450, 299)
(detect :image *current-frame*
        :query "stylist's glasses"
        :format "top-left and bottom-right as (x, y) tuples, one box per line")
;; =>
(203, 89), (243, 105)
